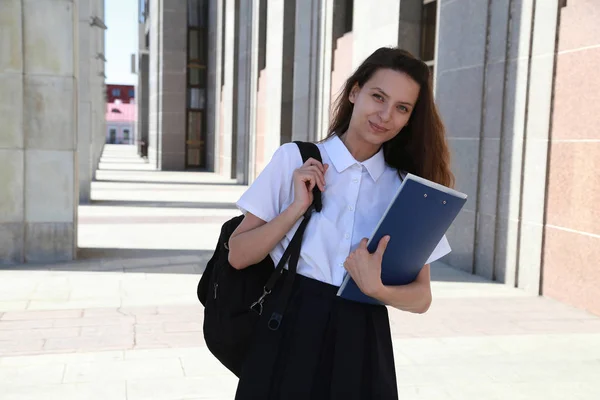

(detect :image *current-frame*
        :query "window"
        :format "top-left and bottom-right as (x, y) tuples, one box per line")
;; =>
(109, 128), (117, 144)
(112, 88), (121, 97)
(123, 129), (130, 142)
(420, 0), (437, 78)
(128, 89), (135, 98)
(186, 0), (208, 168)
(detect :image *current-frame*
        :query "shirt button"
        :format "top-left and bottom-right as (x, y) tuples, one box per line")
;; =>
(352, 178), (359, 183)
(344, 233), (350, 239)
(348, 205), (354, 211)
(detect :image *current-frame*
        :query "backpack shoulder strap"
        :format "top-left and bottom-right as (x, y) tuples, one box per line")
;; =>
(293, 141), (323, 212)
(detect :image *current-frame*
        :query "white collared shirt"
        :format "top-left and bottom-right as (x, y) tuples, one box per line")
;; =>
(236, 135), (451, 286)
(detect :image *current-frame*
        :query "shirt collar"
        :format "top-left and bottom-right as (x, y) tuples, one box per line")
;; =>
(323, 135), (387, 182)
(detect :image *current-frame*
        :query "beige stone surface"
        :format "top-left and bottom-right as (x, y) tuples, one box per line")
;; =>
(23, 0), (75, 76)
(0, 0), (23, 73)
(25, 222), (74, 262)
(0, 74), (23, 148)
(25, 149), (74, 223)
(0, 149), (24, 222)
(23, 76), (75, 151)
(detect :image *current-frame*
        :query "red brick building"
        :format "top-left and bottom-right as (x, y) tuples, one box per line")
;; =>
(106, 84), (135, 104)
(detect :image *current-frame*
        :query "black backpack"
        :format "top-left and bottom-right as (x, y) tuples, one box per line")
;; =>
(197, 141), (323, 377)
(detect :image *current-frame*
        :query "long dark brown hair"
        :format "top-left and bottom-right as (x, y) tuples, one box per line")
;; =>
(325, 47), (454, 188)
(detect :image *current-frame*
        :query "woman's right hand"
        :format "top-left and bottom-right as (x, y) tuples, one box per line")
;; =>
(291, 157), (329, 215)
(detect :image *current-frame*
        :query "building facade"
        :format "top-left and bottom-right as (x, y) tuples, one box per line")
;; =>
(106, 102), (137, 144)
(0, 0), (107, 264)
(136, 0), (600, 315)
(106, 83), (136, 104)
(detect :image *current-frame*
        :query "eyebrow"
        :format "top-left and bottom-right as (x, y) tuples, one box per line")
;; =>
(371, 87), (414, 106)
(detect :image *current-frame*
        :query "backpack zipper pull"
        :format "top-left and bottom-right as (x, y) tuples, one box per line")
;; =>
(213, 283), (218, 299)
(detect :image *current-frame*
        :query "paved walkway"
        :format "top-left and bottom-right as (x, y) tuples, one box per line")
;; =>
(1, 145), (599, 399)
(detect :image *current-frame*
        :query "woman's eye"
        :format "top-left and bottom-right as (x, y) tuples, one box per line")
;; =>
(373, 94), (384, 101)
(397, 105), (408, 112)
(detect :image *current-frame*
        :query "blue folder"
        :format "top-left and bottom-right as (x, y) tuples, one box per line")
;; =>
(336, 173), (467, 305)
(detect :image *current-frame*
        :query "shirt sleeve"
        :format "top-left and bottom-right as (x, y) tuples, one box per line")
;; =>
(236, 143), (300, 223)
(425, 234), (451, 265)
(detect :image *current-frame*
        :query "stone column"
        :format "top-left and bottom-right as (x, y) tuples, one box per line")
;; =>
(90, 0), (106, 179)
(78, 0), (93, 204)
(0, 0), (78, 264)
(0, 0), (25, 264)
(435, 0), (490, 274)
(516, 0), (559, 294)
(263, 0), (285, 159)
(234, 0), (259, 184)
(206, 0), (223, 172)
(291, 0), (322, 143)
(220, 0), (237, 178)
(158, 0), (187, 170)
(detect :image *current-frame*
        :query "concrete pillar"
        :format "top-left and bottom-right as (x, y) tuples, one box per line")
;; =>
(516, 0), (559, 294)
(291, 0), (322, 143)
(137, 50), (150, 158)
(234, 0), (259, 184)
(90, 0), (106, 180)
(435, 0), (490, 275)
(262, 0), (285, 161)
(78, 0), (93, 204)
(206, 0), (222, 172)
(220, 0), (237, 178)
(0, 0), (78, 264)
(352, 0), (400, 69)
(158, 0), (187, 170)
(149, 0), (161, 168)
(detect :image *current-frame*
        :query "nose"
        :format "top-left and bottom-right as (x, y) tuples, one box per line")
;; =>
(379, 105), (392, 122)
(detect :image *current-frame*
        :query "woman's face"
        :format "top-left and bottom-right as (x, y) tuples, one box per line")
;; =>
(348, 68), (420, 146)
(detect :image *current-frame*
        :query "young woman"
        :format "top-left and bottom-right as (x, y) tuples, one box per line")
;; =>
(228, 47), (455, 399)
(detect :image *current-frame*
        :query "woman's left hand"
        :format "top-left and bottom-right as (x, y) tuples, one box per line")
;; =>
(343, 236), (390, 297)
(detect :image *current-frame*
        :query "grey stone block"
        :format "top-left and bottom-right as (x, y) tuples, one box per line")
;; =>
(160, 153), (186, 171)
(520, 138), (549, 225)
(25, 222), (74, 263)
(0, 223), (24, 265)
(161, 73), (188, 96)
(24, 76), (75, 151)
(525, 54), (555, 140)
(483, 61), (506, 140)
(0, 73), (23, 148)
(487, 0), (510, 64)
(437, 0), (488, 72)
(497, 138), (524, 221)
(477, 138), (501, 216)
(494, 216), (519, 286)
(0, 149), (24, 223)
(444, 208), (476, 274)
(436, 66), (484, 139)
(517, 220), (543, 294)
(502, 59), (528, 143)
(161, 51), (187, 74)
(25, 150), (75, 223)
(474, 212), (496, 280)
(507, 0), (535, 61)
(530, 0), (559, 57)
(447, 138), (480, 211)
(0, 0), (23, 73)
(23, 0), (75, 76)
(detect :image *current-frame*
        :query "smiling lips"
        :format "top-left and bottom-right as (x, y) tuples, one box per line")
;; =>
(369, 121), (388, 133)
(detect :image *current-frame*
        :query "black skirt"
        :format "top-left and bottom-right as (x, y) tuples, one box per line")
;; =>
(235, 273), (398, 400)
